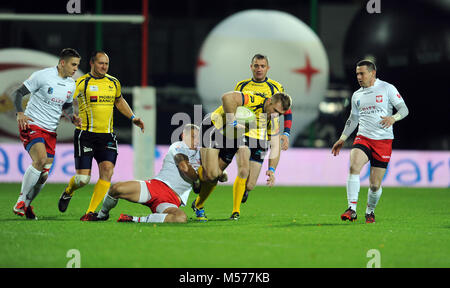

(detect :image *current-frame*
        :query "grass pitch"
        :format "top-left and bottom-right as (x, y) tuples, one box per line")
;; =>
(0, 183), (449, 268)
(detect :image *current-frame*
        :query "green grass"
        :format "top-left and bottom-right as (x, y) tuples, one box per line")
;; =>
(0, 183), (449, 268)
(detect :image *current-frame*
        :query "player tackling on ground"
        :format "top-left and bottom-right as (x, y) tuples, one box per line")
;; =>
(12, 48), (81, 219)
(331, 59), (409, 223)
(95, 124), (201, 223)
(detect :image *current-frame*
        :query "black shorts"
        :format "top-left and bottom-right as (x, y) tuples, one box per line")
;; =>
(218, 137), (269, 164)
(200, 115), (249, 164)
(74, 129), (118, 170)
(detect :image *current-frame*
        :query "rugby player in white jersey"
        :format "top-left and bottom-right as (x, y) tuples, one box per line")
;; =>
(12, 48), (82, 220)
(96, 124), (201, 223)
(331, 60), (409, 223)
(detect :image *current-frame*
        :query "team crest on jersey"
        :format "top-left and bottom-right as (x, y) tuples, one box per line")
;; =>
(47, 87), (53, 94)
(356, 100), (360, 107)
(376, 95), (383, 103)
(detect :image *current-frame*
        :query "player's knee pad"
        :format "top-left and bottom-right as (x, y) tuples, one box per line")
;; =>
(74, 174), (91, 187)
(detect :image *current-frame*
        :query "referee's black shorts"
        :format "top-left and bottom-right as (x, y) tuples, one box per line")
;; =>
(73, 129), (118, 170)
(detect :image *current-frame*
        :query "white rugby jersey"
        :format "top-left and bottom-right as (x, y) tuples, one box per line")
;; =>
(154, 141), (201, 206)
(350, 78), (405, 140)
(23, 66), (75, 132)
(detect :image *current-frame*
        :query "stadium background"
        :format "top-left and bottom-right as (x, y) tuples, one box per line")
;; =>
(0, 0), (448, 187)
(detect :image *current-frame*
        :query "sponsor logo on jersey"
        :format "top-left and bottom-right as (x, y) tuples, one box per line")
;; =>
(83, 146), (92, 153)
(99, 95), (115, 103)
(90, 96), (98, 102)
(89, 85), (98, 91)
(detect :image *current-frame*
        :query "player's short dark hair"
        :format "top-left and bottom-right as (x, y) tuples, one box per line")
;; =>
(59, 48), (80, 60)
(251, 54), (269, 65)
(272, 92), (292, 112)
(183, 124), (200, 133)
(357, 59), (377, 71)
(90, 50), (108, 63)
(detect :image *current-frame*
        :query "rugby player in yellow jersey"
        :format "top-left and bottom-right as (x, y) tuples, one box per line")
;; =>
(193, 90), (291, 220)
(235, 54), (292, 151)
(58, 51), (145, 221)
(234, 54), (292, 204)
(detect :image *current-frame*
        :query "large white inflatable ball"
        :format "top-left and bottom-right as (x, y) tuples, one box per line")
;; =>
(196, 9), (329, 144)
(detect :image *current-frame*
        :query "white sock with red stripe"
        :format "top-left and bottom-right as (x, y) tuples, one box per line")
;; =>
(366, 187), (382, 214)
(346, 174), (360, 211)
(24, 164), (51, 207)
(133, 213), (167, 223)
(18, 165), (42, 207)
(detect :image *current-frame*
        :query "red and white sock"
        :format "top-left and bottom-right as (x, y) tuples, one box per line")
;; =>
(366, 187), (382, 214)
(346, 174), (360, 211)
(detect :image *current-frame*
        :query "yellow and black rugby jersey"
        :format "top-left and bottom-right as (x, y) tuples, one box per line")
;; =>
(234, 77), (284, 98)
(74, 73), (122, 133)
(234, 77), (284, 139)
(211, 92), (278, 140)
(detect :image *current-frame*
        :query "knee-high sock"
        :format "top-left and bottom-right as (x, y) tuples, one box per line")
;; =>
(232, 176), (247, 214)
(25, 179), (46, 207)
(65, 175), (77, 196)
(98, 193), (118, 218)
(195, 181), (217, 209)
(133, 214), (167, 223)
(86, 179), (111, 213)
(346, 174), (360, 211)
(18, 165), (42, 206)
(366, 187), (382, 214)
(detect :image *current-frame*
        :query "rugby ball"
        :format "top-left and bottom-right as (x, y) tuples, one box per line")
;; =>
(235, 106), (256, 124)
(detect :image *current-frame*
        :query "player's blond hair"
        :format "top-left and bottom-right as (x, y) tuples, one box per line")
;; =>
(272, 92), (292, 111)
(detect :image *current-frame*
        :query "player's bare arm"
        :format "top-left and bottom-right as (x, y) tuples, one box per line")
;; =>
(222, 91), (247, 130)
(174, 153), (199, 183)
(332, 113), (359, 156)
(13, 84), (33, 130)
(114, 96), (145, 132)
(266, 134), (281, 187)
(61, 102), (81, 127)
(222, 91), (242, 116)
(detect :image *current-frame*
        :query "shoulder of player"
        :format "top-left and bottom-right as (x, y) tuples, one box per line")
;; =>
(266, 78), (284, 90)
(170, 141), (188, 152)
(75, 73), (90, 85)
(105, 74), (121, 84)
(235, 78), (252, 90)
(351, 89), (363, 101)
(29, 66), (55, 79)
